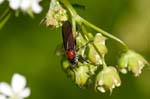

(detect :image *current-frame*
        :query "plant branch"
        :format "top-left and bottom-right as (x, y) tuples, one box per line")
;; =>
(60, 0), (129, 51)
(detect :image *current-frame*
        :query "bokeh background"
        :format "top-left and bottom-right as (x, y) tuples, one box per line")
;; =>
(0, 0), (150, 99)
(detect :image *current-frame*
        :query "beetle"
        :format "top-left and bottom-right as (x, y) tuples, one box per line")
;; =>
(62, 21), (78, 65)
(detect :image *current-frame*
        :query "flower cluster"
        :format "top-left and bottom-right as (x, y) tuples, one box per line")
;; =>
(44, 0), (68, 28)
(0, 0), (42, 15)
(0, 73), (30, 99)
(61, 32), (121, 93)
(53, 0), (149, 94)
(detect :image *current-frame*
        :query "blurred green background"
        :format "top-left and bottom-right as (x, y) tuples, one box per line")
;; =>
(0, 0), (150, 99)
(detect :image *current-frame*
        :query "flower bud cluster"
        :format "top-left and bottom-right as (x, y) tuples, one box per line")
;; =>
(52, 0), (148, 94)
(0, 0), (42, 16)
(44, 0), (68, 28)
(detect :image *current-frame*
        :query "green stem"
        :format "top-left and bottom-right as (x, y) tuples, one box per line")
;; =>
(60, 0), (77, 17)
(72, 18), (76, 37)
(76, 16), (129, 51)
(0, 8), (11, 30)
(60, 0), (129, 51)
(0, 8), (10, 21)
(0, 13), (11, 30)
(102, 58), (107, 68)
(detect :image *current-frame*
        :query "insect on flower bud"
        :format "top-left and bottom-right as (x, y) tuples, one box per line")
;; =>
(95, 66), (121, 93)
(44, 0), (68, 28)
(118, 50), (148, 77)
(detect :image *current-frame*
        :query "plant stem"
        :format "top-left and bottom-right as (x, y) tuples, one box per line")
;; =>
(102, 58), (107, 68)
(60, 0), (77, 17)
(0, 13), (11, 30)
(60, 0), (129, 51)
(77, 16), (129, 51)
(72, 18), (76, 37)
(0, 8), (11, 30)
(0, 8), (10, 21)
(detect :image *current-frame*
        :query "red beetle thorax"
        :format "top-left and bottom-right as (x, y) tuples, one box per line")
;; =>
(66, 50), (75, 60)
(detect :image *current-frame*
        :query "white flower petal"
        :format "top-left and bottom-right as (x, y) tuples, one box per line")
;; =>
(120, 68), (127, 74)
(112, 84), (115, 89)
(8, 0), (21, 10)
(20, 88), (31, 98)
(0, 82), (12, 96)
(0, 0), (4, 4)
(97, 87), (106, 93)
(0, 95), (6, 99)
(20, 0), (30, 11)
(32, 1), (42, 13)
(11, 73), (26, 93)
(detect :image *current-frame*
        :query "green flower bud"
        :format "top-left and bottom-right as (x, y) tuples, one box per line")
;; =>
(95, 66), (121, 93)
(62, 59), (97, 87)
(74, 65), (90, 87)
(44, 0), (68, 28)
(118, 50), (148, 77)
(93, 33), (107, 57)
(86, 33), (107, 65)
(62, 59), (75, 80)
(62, 59), (70, 70)
(74, 63), (97, 87)
(87, 44), (102, 65)
(76, 33), (87, 56)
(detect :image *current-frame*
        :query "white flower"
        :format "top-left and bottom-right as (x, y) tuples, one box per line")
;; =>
(20, 0), (42, 14)
(0, 95), (6, 99)
(8, 0), (42, 14)
(8, 0), (21, 10)
(0, 0), (4, 4)
(30, 0), (42, 13)
(0, 73), (30, 99)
